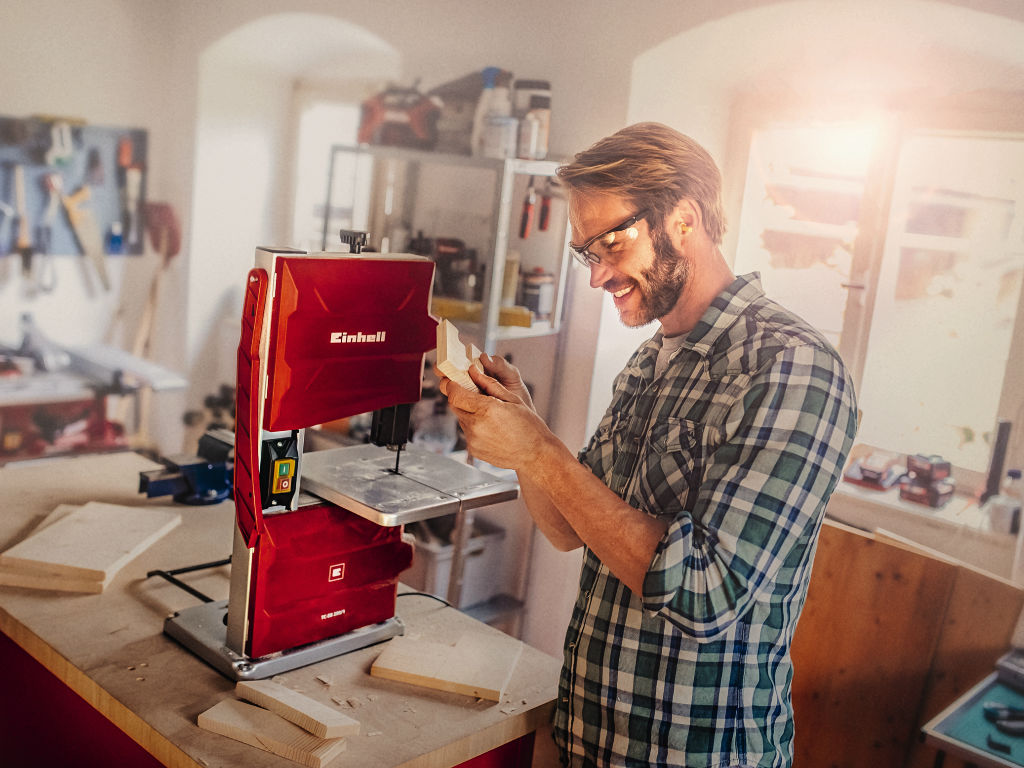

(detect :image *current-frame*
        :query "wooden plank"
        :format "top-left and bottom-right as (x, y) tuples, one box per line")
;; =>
(0, 568), (105, 594)
(0, 505), (106, 593)
(880, 530), (1024, 768)
(197, 698), (345, 767)
(236, 680), (360, 739)
(370, 631), (523, 702)
(0, 501), (180, 581)
(791, 520), (958, 768)
(436, 319), (483, 393)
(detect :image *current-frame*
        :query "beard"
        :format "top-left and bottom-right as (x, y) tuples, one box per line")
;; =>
(619, 225), (691, 327)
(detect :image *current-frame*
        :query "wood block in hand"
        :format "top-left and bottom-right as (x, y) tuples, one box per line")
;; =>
(436, 318), (483, 393)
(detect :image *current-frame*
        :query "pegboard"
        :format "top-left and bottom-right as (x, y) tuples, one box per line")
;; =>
(0, 116), (148, 259)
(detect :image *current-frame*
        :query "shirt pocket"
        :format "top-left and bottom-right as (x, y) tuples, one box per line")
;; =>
(633, 417), (702, 518)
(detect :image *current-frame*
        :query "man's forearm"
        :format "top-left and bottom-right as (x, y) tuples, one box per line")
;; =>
(517, 473), (584, 551)
(521, 437), (669, 595)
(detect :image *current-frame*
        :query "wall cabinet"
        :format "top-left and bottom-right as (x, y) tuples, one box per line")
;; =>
(320, 144), (571, 354)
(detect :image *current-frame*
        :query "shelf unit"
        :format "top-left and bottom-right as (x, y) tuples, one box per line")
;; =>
(320, 144), (571, 355)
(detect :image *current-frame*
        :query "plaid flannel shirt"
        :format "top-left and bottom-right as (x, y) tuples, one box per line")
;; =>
(554, 274), (858, 768)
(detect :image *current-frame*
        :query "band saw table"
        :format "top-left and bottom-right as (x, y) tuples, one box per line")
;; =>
(0, 451), (560, 768)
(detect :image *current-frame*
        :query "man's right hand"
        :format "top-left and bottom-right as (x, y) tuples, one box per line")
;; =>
(474, 354), (536, 412)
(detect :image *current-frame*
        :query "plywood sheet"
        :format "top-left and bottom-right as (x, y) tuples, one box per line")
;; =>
(0, 501), (180, 581)
(197, 698), (345, 768)
(370, 631), (523, 701)
(0, 505), (107, 593)
(791, 521), (958, 768)
(236, 679), (360, 739)
(875, 530), (1024, 768)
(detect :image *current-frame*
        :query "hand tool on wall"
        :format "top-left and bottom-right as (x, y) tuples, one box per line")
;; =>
(31, 173), (60, 293)
(0, 199), (14, 255)
(13, 165), (36, 294)
(117, 135), (144, 251)
(43, 121), (74, 167)
(110, 201), (181, 447)
(124, 166), (143, 250)
(62, 185), (111, 291)
(133, 202), (181, 359)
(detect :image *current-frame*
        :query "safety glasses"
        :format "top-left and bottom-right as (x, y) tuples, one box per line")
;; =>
(568, 210), (648, 267)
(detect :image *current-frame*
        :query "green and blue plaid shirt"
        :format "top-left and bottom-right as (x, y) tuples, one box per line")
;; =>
(555, 274), (858, 768)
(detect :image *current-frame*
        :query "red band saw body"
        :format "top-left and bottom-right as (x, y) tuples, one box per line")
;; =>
(233, 248), (436, 659)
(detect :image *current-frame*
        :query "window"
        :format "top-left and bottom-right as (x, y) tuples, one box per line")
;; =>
(732, 101), (1024, 486)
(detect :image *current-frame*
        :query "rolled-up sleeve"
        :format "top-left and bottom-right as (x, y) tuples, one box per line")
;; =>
(641, 342), (858, 639)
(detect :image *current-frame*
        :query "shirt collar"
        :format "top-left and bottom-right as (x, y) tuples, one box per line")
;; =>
(625, 273), (766, 377)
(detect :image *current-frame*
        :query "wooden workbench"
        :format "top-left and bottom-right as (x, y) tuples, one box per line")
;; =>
(0, 452), (560, 768)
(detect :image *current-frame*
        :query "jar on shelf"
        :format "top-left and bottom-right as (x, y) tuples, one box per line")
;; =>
(521, 267), (555, 320)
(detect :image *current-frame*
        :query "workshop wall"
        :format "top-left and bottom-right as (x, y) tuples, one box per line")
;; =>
(0, 0), (192, 450)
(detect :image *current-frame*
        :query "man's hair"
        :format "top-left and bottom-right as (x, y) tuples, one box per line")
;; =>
(556, 122), (726, 245)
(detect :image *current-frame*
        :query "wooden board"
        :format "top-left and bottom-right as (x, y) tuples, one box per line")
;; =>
(875, 530), (1024, 768)
(436, 319), (483, 393)
(236, 680), (360, 739)
(0, 501), (180, 581)
(370, 631), (523, 702)
(791, 521), (958, 768)
(197, 698), (346, 768)
(0, 505), (107, 593)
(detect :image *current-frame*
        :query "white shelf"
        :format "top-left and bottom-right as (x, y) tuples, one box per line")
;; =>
(323, 144), (571, 354)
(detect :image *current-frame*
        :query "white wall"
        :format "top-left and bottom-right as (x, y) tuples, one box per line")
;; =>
(185, 64), (296, 402)
(0, 0), (175, 342)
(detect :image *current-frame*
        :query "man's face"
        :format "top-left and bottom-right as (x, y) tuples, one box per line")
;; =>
(568, 192), (691, 328)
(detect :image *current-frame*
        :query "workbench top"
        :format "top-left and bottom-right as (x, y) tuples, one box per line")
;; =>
(0, 452), (560, 768)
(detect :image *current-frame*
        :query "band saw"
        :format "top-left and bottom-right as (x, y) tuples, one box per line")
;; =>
(162, 238), (517, 680)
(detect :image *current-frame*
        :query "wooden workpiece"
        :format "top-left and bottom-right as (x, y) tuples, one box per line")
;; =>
(371, 632), (524, 702)
(0, 452), (560, 768)
(198, 698), (346, 767)
(0, 505), (106, 593)
(236, 679), (361, 739)
(0, 500), (180, 582)
(436, 319), (484, 393)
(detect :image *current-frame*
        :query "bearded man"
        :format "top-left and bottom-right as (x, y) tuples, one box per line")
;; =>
(438, 122), (858, 768)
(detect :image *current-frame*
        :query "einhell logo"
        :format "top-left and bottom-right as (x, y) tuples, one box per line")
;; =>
(330, 330), (386, 344)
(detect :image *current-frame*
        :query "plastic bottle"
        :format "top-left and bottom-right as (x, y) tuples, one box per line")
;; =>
(988, 469), (1024, 534)
(516, 95), (550, 160)
(471, 67), (501, 157)
(481, 72), (518, 159)
(512, 80), (551, 118)
(521, 267), (555, 320)
(992, 469), (1024, 584)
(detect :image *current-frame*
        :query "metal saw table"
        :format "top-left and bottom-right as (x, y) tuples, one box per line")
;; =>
(0, 451), (559, 768)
